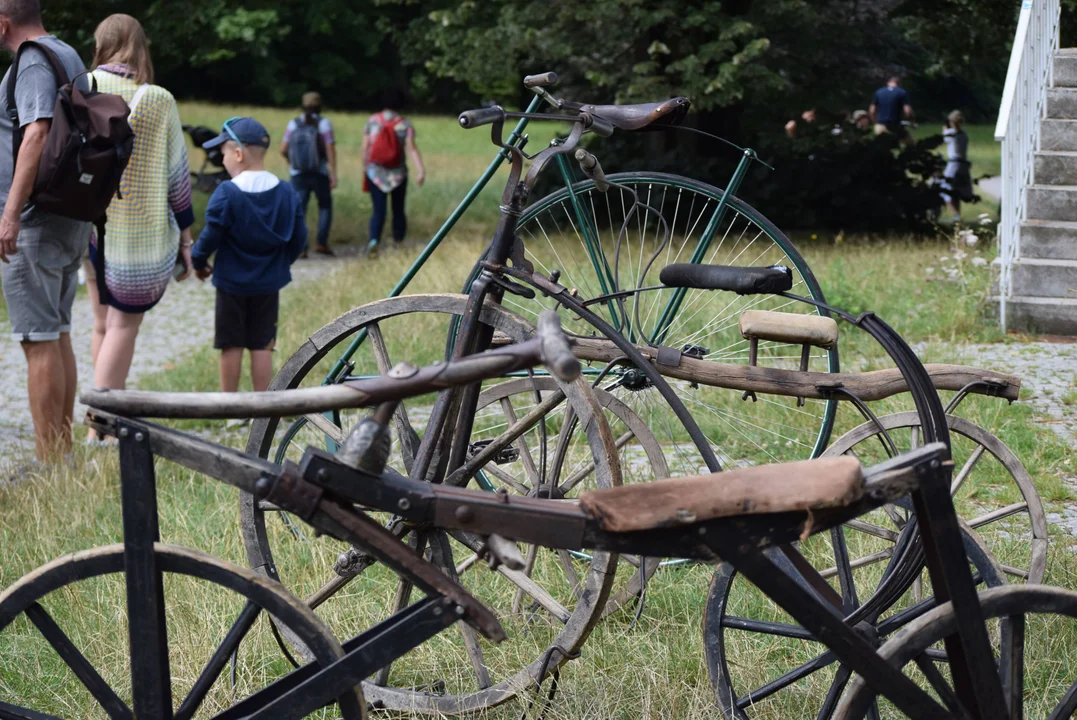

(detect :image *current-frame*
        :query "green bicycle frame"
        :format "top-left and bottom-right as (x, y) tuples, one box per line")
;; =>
(321, 94), (546, 386)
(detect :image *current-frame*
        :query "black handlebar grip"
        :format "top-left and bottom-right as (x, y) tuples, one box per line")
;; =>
(458, 106), (505, 129)
(523, 72), (559, 88)
(536, 311), (580, 382)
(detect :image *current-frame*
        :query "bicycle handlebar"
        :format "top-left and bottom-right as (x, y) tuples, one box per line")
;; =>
(458, 106), (506, 129)
(537, 310), (581, 382)
(523, 72), (558, 88)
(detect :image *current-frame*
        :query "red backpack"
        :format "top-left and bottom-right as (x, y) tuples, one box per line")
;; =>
(368, 113), (404, 167)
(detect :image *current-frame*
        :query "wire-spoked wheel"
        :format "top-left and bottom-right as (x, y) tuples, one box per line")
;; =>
(509, 171), (840, 476)
(242, 295), (629, 714)
(0, 544), (365, 718)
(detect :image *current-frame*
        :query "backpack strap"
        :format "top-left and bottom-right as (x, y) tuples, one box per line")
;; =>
(128, 83), (150, 116)
(8, 41), (73, 168)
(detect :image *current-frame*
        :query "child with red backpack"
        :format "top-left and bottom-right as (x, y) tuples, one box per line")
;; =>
(361, 89), (425, 254)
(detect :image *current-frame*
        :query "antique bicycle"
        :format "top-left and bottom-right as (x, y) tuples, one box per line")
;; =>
(213, 81), (1047, 714)
(4, 293), (1069, 718)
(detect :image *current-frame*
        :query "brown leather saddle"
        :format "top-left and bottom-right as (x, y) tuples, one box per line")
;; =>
(579, 97), (691, 132)
(578, 457), (864, 533)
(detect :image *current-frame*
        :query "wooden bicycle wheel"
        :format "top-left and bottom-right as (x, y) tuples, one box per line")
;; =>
(242, 294), (623, 714)
(0, 544), (363, 719)
(469, 376), (669, 618)
(835, 585), (1077, 719)
(821, 412), (1048, 587)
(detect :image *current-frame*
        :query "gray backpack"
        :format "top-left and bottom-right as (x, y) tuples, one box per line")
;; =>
(288, 115), (324, 173)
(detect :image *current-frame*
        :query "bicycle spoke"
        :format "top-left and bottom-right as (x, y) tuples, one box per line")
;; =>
(175, 601), (262, 720)
(557, 550), (583, 600)
(720, 615), (816, 640)
(845, 519), (900, 542)
(303, 412), (346, 444)
(736, 650), (838, 708)
(375, 530), (426, 687)
(24, 603), (132, 720)
(967, 502), (1029, 529)
(951, 445), (987, 496)
(431, 532), (491, 690)
(914, 652), (964, 714)
(999, 614), (1026, 719)
(817, 665), (852, 720)
(369, 322), (422, 470)
(512, 543), (540, 615)
(498, 397), (541, 490)
(819, 548), (894, 579)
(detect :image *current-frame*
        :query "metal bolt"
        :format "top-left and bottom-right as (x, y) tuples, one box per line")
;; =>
(455, 605), (466, 616)
(432, 606), (443, 617)
(317, 468), (329, 481)
(134, 432), (145, 442)
(455, 505), (475, 524)
(698, 526), (707, 536)
(119, 428), (129, 438)
(397, 498), (411, 511)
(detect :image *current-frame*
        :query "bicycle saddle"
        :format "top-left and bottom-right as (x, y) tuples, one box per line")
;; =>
(660, 263), (793, 295)
(578, 97), (690, 131)
(578, 457), (864, 533)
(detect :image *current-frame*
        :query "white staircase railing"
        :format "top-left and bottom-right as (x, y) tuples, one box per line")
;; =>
(995, 0), (1061, 331)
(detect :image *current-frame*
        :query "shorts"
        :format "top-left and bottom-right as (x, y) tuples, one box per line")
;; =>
(214, 289), (279, 350)
(1, 215), (91, 342)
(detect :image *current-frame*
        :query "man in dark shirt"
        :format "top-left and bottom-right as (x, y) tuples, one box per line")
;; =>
(870, 77), (915, 146)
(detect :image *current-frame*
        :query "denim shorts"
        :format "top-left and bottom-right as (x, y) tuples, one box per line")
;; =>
(1, 214), (91, 342)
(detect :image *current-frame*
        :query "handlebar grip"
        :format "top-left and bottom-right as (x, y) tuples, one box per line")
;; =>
(574, 149), (611, 193)
(523, 72), (559, 88)
(536, 311), (580, 382)
(458, 106), (505, 129)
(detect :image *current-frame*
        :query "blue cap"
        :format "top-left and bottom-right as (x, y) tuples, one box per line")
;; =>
(203, 117), (271, 150)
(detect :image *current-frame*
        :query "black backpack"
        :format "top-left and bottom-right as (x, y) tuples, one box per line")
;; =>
(288, 115), (325, 174)
(7, 41), (134, 223)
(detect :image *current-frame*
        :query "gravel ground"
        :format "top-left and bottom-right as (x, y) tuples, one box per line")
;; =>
(958, 339), (1077, 535)
(0, 248), (354, 468)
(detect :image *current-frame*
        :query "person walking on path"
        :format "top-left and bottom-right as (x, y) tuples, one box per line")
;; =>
(281, 91), (336, 256)
(869, 76), (915, 146)
(85, 14), (194, 424)
(0, 0), (92, 462)
(192, 117), (307, 393)
(939, 110), (974, 219)
(362, 89), (425, 253)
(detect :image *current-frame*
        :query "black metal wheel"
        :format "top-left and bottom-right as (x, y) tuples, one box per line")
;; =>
(835, 585), (1077, 719)
(0, 543), (364, 719)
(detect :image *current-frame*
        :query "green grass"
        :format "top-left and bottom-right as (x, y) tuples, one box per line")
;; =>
(2, 106), (1075, 718)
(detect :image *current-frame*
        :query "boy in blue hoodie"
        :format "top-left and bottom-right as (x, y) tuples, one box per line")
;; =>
(192, 117), (307, 392)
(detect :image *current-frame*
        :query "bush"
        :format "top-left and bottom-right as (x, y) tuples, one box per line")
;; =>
(584, 124), (950, 235)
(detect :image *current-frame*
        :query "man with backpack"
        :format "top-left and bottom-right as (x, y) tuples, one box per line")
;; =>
(362, 88), (425, 254)
(0, 0), (99, 464)
(281, 91), (336, 256)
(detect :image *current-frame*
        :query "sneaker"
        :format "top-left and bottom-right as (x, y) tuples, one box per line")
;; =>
(366, 239), (380, 256)
(314, 245), (335, 256)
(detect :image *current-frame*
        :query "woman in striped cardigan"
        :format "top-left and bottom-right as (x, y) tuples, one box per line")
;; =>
(85, 14), (194, 416)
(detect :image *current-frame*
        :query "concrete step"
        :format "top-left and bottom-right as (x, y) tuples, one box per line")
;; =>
(1055, 50), (1077, 88)
(1009, 257), (1077, 297)
(1048, 87), (1077, 117)
(1040, 119), (1077, 151)
(989, 295), (1077, 335)
(1020, 219), (1077, 260)
(1026, 184), (1077, 221)
(1034, 151), (1077, 184)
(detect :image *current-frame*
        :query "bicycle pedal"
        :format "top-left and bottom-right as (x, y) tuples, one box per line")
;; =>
(468, 439), (520, 465)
